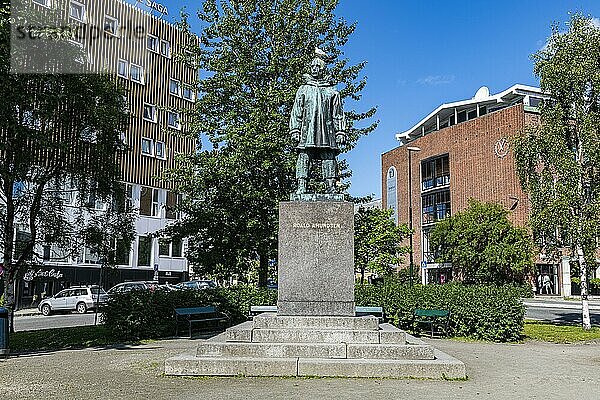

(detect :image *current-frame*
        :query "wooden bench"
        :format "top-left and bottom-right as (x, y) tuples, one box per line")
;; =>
(175, 306), (229, 338)
(412, 308), (450, 338)
(248, 305), (385, 322)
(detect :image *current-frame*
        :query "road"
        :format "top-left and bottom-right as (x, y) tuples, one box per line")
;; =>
(12, 303), (599, 332)
(13, 312), (100, 332)
(525, 303), (600, 326)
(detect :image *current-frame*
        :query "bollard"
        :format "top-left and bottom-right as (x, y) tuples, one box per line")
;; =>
(0, 307), (9, 356)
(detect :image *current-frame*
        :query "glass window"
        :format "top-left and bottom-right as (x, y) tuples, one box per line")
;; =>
(130, 64), (144, 83)
(155, 141), (165, 159)
(117, 59), (128, 78)
(143, 104), (156, 122)
(104, 16), (118, 36)
(172, 238), (183, 257)
(33, 0), (51, 7)
(139, 186), (152, 216)
(115, 238), (130, 265)
(421, 155), (449, 190)
(158, 239), (170, 256)
(169, 79), (181, 96)
(183, 87), (194, 101)
(166, 191), (180, 220)
(69, 1), (85, 22)
(147, 34), (159, 52)
(137, 236), (152, 267)
(167, 111), (180, 130)
(152, 188), (160, 217)
(141, 137), (153, 155)
(457, 110), (467, 123)
(467, 109), (477, 120)
(160, 40), (170, 57)
(421, 190), (451, 225)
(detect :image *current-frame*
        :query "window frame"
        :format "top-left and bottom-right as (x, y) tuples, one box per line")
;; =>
(169, 78), (181, 97)
(117, 59), (128, 78)
(160, 40), (171, 58)
(141, 137), (154, 156)
(103, 15), (119, 36)
(147, 34), (159, 53)
(130, 63), (144, 84)
(32, 0), (51, 8)
(182, 86), (195, 102)
(142, 103), (157, 123)
(69, 0), (86, 22)
(155, 141), (166, 159)
(167, 111), (181, 130)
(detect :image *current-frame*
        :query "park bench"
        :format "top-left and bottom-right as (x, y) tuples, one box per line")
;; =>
(248, 305), (385, 322)
(174, 306), (229, 338)
(412, 308), (450, 338)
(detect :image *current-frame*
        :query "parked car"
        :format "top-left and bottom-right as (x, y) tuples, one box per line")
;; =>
(107, 281), (159, 295)
(176, 280), (217, 290)
(38, 286), (108, 316)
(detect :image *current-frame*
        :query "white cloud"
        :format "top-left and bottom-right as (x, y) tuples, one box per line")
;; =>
(591, 17), (600, 28)
(417, 75), (455, 86)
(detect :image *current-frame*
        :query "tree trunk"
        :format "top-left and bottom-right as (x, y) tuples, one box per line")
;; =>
(2, 175), (16, 331)
(360, 267), (365, 284)
(257, 252), (268, 288)
(577, 246), (592, 330)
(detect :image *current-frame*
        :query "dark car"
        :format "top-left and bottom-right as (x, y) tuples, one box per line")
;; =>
(107, 281), (159, 295)
(176, 280), (217, 290)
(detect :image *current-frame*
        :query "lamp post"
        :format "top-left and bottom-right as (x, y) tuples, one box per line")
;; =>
(407, 146), (421, 286)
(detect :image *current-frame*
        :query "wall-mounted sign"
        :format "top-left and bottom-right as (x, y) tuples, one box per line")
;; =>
(494, 137), (509, 158)
(23, 268), (64, 282)
(141, 0), (169, 15)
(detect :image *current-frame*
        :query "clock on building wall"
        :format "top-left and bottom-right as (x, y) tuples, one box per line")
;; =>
(494, 137), (510, 158)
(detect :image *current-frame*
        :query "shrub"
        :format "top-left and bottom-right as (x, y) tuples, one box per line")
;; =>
(355, 282), (525, 342)
(102, 285), (276, 340)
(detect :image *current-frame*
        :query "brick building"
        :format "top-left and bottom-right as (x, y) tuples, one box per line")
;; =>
(381, 84), (576, 295)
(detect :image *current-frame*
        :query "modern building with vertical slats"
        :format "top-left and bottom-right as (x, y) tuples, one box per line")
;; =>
(17, 0), (198, 306)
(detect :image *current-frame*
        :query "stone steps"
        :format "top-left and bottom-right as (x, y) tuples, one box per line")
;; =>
(165, 351), (465, 379)
(196, 342), (435, 360)
(252, 313), (380, 330)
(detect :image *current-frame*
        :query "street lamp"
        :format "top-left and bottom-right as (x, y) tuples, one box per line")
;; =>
(407, 146), (421, 286)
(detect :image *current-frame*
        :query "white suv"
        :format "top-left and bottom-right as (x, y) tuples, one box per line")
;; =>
(38, 286), (108, 316)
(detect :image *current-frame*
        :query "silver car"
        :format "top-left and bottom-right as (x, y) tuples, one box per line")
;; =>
(38, 286), (108, 316)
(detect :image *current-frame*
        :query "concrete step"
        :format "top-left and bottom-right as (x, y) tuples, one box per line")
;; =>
(165, 355), (297, 377)
(347, 343), (435, 360)
(379, 323), (407, 344)
(165, 351), (466, 379)
(197, 342), (346, 359)
(252, 313), (380, 331)
(297, 351), (466, 379)
(225, 321), (253, 342)
(251, 328), (381, 344)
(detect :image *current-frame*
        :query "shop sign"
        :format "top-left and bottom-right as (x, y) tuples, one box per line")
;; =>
(138, 0), (168, 15)
(23, 268), (64, 282)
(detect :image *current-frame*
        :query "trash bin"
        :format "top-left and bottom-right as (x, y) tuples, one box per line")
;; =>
(0, 307), (9, 356)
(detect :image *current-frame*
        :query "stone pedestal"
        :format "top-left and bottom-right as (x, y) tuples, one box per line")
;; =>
(277, 201), (355, 316)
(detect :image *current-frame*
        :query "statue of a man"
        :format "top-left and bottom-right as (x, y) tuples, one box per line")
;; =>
(289, 56), (346, 194)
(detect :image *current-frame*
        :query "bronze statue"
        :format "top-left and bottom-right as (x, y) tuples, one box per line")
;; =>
(290, 54), (346, 195)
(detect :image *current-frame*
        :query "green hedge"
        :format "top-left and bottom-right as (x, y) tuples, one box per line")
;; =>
(102, 286), (276, 340)
(355, 282), (525, 342)
(103, 283), (524, 342)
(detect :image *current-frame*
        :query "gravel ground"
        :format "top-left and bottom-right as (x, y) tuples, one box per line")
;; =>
(1, 337), (599, 400)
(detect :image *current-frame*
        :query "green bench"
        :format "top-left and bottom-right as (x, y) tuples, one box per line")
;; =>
(412, 308), (450, 338)
(175, 306), (229, 338)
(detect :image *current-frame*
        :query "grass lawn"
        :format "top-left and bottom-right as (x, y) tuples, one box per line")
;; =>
(523, 320), (600, 343)
(9, 325), (143, 352)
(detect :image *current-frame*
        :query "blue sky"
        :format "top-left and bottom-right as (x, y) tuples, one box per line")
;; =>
(132, 0), (600, 198)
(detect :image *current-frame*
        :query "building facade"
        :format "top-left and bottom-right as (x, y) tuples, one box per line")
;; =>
(16, 0), (197, 307)
(381, 84), (583, 295)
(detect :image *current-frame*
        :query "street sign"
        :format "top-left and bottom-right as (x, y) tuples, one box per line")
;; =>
(421, 260), (427, 269)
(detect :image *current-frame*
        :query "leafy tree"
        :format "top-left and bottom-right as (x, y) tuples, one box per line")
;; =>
(513, 14), (600, 329)
(428, 200), (534, 284)
(0, 3), (135, 320)
(354, 207), (409, 283)
(165, 0), (377, 286)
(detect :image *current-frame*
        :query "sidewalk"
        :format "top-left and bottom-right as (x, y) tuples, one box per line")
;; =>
(13, 308), (40, 317)
(1, 337), (599, 399)
(523, 295), (600, 310)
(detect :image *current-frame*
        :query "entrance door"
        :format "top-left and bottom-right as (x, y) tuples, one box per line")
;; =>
(536, 264), (558, 295)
